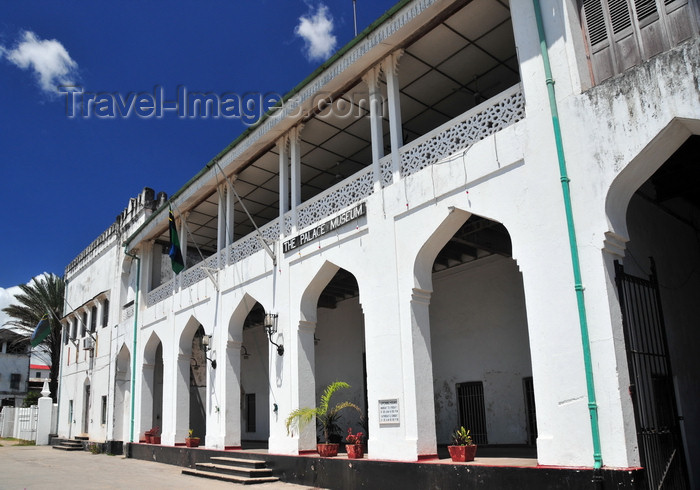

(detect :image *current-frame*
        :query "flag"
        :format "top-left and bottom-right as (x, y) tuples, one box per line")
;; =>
(30, 315), (50, 347)
(169, 207), (185, 274)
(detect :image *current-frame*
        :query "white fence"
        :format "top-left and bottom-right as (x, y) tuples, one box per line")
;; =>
(0, 401), (58, 443)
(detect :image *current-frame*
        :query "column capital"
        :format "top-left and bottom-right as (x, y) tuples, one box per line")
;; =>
(227, 339), (242, 350)
(381, 49), (404, 77)
(290, 124), (305, 142)
(298, 320), (316, 333)
(411, 287), (432, 306)
(362, 65), (382, 91)
(603, 231), (628, 258)
(276, 135), (289, 151)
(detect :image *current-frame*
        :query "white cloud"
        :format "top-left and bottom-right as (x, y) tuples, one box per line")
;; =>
(0, 284), (21, 330)
(295, 4), (337, 62)
(4, 31), (79, 96)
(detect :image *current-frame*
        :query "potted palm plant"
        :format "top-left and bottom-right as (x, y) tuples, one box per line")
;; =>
(448, 426), (477, 462)
(286, 381), (361, 457)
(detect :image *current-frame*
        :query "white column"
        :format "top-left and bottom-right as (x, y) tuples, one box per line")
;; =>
(363, 66), (384, 191)
(171, 353), (191, 444)
(139, 363), (155, 442)
(224, 340), (242, 448)
(179, 212), (189, 269)
(217, 184), (226, 253)
(36, 381), (52, 445)
(278, 136), (289, 237)
(226, 180), (236, 254)
(296, 321), (316, 452)
(382, 50), (404, 179)
(140, 241), (154, 304)
(290, 126), (303, 233)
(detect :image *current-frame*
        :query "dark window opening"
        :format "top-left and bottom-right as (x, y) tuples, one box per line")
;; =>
(90, 306), (97, 333)
(10, 373), (21, 390)
(102, 299), (109, 328)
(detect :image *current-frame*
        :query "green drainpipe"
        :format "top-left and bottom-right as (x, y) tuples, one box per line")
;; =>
(123, 245), (140, 444)
(532, 0), (603, 470)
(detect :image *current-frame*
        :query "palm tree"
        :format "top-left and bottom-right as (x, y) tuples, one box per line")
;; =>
(2, 274), (65, 401)
(285, 381), (361, 444)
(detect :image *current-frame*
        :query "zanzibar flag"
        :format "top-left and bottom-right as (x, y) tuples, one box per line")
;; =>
(169, 208), (185, 274)
(30, 315), (50, 347)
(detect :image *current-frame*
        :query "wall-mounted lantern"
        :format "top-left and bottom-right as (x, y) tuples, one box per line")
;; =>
(264, 313), (284, 356)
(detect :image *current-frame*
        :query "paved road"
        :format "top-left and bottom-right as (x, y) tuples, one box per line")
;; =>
(0, 443), (321, 490)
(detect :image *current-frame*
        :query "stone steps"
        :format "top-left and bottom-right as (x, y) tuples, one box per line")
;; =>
(52, 439), (83, 451)
(182, 456), (278, 485)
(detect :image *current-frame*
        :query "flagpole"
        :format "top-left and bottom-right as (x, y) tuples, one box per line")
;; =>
(353, 0), (358, 37)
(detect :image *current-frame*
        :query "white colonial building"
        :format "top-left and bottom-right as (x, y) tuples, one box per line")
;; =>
(57, 0), (699, 487)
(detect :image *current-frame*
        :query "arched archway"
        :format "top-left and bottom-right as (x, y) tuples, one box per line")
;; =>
(416, 211), (535, 456)
(114, 344), (131, 442)
(225, 294), (271, 449)
(296, 261), (366, 452)
(175, 316), (208, 444)
(606, 131), (699, 487)
(140, 332), (163, 442)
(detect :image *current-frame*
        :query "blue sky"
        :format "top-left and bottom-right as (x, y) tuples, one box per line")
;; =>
(0, 0), (398, 291)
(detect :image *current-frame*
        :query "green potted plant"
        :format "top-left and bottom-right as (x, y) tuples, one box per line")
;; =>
(448, 426), (476, 462)
(286, 381), (361, 457)
(185, 429), (200, 448)
(345, 428), (365, 459)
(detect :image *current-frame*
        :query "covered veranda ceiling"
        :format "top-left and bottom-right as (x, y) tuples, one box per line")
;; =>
(156, 0), (519, 257)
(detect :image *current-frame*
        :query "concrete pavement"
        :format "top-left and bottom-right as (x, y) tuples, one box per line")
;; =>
(0, 443), (323, 489)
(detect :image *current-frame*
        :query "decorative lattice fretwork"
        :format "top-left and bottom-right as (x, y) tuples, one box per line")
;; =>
(121, 304), (134, 321)
(284, 215), (293, 236)
(380, 155), (393, 188)
(297, 167), (374, 230)
(230, 220), (280, 263)
(400, 85), (525, 179)
(181, 252), (222, 289)
(146, 280), (174, 307)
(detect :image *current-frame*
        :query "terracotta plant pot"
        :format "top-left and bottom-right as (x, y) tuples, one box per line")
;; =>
(317, 443), (339, 457)
(152, 436), (161, 444)
(144, 434), (153, 444)
(185, 437), (200, 448)
(448, 445), (477, 462)
(346, 444), (364, 459)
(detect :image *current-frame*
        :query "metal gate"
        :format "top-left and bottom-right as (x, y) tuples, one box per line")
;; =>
(614, 259), (689, 489)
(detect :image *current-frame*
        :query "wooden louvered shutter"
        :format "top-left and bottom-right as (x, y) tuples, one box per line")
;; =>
(662, 0), (696, 46)
(581, 0), (698, 85)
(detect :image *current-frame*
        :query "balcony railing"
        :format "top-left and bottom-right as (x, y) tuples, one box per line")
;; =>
(399, 84), (524, 178)
(145, 84), (525, 307)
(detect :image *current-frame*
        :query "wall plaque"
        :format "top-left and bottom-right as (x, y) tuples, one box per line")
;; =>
(378, 398), (400, 425)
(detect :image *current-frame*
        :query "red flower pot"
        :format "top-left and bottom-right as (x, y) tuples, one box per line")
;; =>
(448, 445), (477, 462)
(144, 434), (153, 444)
(317, 443), (339, 457)
(152, 436), (161, 444)
(346, 444), (364, 459)
(185, 437), (200, 448)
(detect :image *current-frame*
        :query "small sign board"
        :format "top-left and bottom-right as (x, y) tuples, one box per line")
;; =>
(283, 202), (366, 253)
(378, 398), (400, 425)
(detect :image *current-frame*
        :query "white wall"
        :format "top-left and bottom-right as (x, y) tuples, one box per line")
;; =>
(430, 255), (532, 445)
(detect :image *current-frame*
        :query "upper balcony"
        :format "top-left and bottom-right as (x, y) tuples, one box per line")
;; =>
(124, 0), (525, 308)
